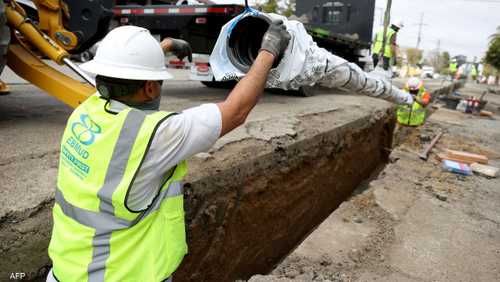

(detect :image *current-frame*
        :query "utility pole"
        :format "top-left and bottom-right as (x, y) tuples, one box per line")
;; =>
(415, 12), (427, 49)
(380, 0), (392, 60)
(436, 39), (441, 69)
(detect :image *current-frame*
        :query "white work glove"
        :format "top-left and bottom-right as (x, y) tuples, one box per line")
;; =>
(390, 87), (414, 105)
(402, 92), (414, 105)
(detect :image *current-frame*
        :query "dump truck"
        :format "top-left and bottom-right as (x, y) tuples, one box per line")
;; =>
(112, 0), (376, 93)
(295, 0), (376, 69)
(0, 0), (115, 107)
(112, 1), (244, 87)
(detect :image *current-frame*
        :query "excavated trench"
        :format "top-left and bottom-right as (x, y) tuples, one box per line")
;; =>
(174, 82), (462, 282)
(175, 109), (395, 282)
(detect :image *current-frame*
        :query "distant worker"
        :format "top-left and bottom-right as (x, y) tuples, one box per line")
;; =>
(470, 64), (478, 82)
(449, 59), (458, 79)
(397, 77), (431, 126)
(372, 20), (404, 70)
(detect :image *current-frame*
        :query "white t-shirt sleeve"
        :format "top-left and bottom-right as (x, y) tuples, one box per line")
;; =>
(125, 103), (221, 211)
(150, 103), (222, 167)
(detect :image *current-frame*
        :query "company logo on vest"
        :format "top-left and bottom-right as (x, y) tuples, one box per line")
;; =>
(71, 114), (102, 145)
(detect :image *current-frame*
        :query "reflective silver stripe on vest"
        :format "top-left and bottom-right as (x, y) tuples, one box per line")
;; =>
(56, 181), (183, 281)
(88, 232), (112, 282)
(55, 181), (184, 229)
(55, 189), (131, 231)
(87, 109), (147, 282)
(98, 110), (146, 215)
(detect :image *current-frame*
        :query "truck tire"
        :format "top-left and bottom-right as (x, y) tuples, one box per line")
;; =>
(201, 80), (237, 89)
(0, 2), (11, 78)
(290, 85), (316, 97)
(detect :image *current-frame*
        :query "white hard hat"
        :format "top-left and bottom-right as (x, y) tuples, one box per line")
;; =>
(80, 26), (173, 80)
(407, 77), (422, 91)
(393, 20), (404, 29)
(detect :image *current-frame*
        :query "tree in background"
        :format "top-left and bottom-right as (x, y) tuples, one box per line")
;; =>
(484, 26), (500, 83)
(482, 63), (497, 78)
(405, 48), (423, 66)
(490, 26), (500, 40)
(257, 0), (295, 16)
(485, 28), (500, 71)
(282, 0), (296, 17)
(428, 51), (450, 74)
(441, 51), (450, 70)
(259, 0), (279, 13)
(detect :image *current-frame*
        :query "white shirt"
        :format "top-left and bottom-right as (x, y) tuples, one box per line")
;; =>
(127, 103), (222, 211)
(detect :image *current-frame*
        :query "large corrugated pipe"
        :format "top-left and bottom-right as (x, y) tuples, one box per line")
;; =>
(227, 13), (281, 73)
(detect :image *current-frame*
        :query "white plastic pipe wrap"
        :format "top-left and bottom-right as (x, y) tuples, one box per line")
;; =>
(210, 10), (413, 105)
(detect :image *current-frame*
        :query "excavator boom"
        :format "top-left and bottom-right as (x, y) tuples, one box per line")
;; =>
(1, 0), (115, 107)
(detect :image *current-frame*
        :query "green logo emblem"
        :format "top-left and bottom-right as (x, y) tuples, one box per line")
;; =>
(71, 114), (102, 145)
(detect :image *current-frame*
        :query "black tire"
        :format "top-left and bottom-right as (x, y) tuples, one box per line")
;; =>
(79, 51), (92, 62)
(293, 85), (316, 97)
(201, 80), (237, 89)
(0, 2), (11, 77)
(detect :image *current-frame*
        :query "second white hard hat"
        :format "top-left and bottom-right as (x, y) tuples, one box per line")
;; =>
(80, 26), (173, 81)
(407, 77), (422, 90)
(393, 20), (404, 29)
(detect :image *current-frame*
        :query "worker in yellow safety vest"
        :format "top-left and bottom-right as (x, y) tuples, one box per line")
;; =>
(372, 20), (404, 70)
(46, 23), (291, 281)
(397, 77), (431, 126)
(470, 64), (478, 82)
(449, 59), (458, 78)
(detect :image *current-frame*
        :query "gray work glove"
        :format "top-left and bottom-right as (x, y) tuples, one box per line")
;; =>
(259, 20), (291, 59)
(168, 38), (193, 62)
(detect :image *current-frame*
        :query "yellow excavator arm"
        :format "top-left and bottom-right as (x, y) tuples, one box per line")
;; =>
(2, 0), (114, 108)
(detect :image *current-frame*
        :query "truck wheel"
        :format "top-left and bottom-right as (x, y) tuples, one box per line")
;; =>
(0, 1), (11, 79)
(201, 80), (237, 89)
(294, 86), (316, 97)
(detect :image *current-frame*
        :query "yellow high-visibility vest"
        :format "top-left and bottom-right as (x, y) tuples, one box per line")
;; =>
(397, 86), (428, 126)
(372, 27), (396, 58)
(49, 94), (188, 281)
(449, 62), (458, 73)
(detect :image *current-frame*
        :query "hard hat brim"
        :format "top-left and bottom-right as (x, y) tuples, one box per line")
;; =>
(80, 59), (174, 81)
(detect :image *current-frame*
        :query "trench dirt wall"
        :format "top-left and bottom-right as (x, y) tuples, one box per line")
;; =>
(176, 108), (395, 281)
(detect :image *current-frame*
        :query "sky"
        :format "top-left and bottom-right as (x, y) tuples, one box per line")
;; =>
(213, 0), (500, 60)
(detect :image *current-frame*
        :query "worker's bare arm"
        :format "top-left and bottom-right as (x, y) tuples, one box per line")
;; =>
(217, 51), (275, 137)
